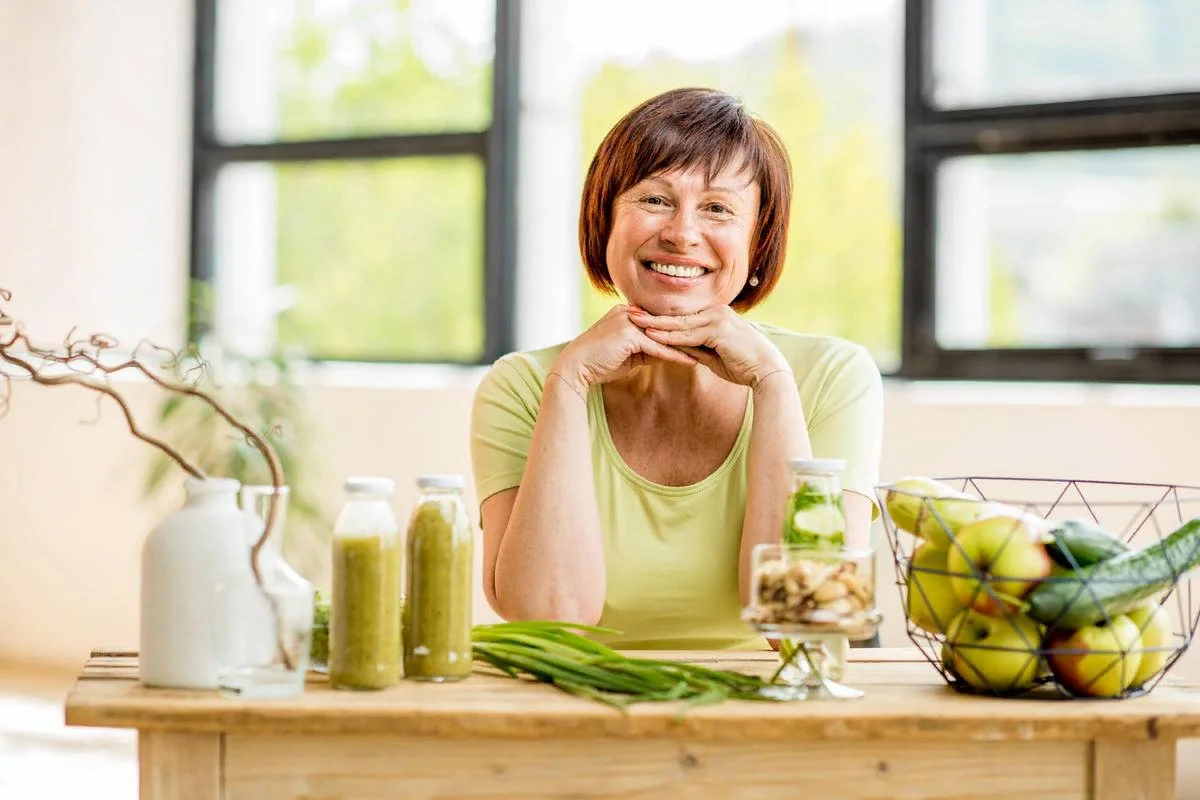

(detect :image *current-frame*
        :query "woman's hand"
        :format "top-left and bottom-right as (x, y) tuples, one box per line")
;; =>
(552, 304), (698, 393)
(629, 305), (790, 388)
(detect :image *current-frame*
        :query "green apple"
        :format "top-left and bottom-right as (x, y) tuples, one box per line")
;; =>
(1046, 614), (1142, 698)
(906, 542), (968, 634)
(947, 513), (1052, 616)
(946, 608), (1043, 692)
(1126, 602), (1172, 689)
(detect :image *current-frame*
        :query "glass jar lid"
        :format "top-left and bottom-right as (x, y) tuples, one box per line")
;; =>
(343, 476), (396, 496)
(417, 474), (465, 490)
(788, 458), (846, 475)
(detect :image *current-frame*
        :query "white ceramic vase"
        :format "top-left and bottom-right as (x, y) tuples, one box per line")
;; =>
(140, 477), (252, 689)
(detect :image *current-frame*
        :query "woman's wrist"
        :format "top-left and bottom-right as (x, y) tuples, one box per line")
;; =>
(547, 356), (590, 399)
(750, 365), (794, 394)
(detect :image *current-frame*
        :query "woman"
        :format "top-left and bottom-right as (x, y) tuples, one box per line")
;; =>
(470, 87), (883, 650)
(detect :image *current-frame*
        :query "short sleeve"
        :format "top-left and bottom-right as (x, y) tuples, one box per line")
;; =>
(805, 345), (884, 518)
(469, 357), (543, 506)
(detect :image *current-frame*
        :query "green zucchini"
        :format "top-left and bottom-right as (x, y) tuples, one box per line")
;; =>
(1027, 517), (1200, 629)
(1045, 519), (1130, 569)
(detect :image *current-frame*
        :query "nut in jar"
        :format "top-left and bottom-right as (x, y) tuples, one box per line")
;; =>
(743, 544), (879, 639)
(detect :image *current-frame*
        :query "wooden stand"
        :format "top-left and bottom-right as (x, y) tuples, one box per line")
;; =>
(67, 648), (1193, 799)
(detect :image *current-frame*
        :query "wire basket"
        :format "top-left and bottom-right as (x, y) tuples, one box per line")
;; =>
(876, 476), (1200, 699)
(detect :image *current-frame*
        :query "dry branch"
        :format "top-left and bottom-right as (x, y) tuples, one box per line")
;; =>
(0, 288), (295, 670)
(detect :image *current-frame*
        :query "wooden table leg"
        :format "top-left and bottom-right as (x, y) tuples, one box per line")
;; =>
(1092, 738), (1175, 800)
(138, 731), (221, 800)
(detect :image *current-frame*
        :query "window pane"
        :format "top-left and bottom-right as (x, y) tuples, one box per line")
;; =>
(212, 157), (485, 361)
(213, 0), (494, 142)
(567, 0), (903, 370)
(935, 147), (1200, 350)
(931, 0), (1200, 108)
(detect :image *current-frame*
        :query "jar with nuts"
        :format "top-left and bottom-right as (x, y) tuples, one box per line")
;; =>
(743, 543), (881, 701)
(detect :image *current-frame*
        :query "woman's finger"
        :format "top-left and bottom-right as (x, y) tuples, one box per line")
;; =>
(636, 332), (697, 366)
(674, 345), (724, 374)
(628, 307), (718, 331)
(642, 325), (718, 348)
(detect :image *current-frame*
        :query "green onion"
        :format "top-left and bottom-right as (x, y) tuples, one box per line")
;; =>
(470, 621), (783, 709)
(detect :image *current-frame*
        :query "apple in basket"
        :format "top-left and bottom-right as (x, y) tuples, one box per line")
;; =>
(945, 608), (1043, 693)
(906, 542), (968, 635)
(947, 512), (1052, 616)
(1126, 601), (1172, 689)
(1046, 614), (1143, 698)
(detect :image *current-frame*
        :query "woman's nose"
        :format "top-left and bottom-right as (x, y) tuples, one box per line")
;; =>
(659, 207), (702, 249)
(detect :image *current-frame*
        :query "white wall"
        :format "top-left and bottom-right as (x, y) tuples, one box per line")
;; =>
(7, 6), (1200, 793)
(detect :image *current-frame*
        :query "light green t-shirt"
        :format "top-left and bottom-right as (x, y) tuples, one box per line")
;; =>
(469, 322), (884, 651)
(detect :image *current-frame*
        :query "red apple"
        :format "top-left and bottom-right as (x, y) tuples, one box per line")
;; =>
(947, 513), (1052, 615)
(1046, 614), (1142, 698)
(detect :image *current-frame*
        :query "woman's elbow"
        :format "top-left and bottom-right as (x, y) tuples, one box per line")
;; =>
(490, 580), (603, 626)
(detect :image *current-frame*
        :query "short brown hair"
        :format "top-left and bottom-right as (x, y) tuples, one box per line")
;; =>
(578, 87), (793, 311)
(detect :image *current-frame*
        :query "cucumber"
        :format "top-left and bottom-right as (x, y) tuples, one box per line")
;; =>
(1045, 519), (1130, 569)
(1026, 517), (1200, 630)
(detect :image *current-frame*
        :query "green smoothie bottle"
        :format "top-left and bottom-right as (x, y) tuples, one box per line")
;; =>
(329, 477), (402, 691)
(403, 475), (473, 682)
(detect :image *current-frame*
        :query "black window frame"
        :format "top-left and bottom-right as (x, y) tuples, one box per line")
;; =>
(188, 0), (520, 365)
(901, 0), (1200, 384)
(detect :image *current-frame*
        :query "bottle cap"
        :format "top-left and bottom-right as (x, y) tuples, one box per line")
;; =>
(417, 474), (464, 491)
(343, 476), (396, 496)
(788, 458), (846, 475)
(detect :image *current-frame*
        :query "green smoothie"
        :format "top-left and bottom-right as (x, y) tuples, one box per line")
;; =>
(329, 532), (402, 690)
(403, 497), (473, 681)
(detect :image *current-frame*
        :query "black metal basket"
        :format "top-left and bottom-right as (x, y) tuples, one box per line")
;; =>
(876, 476), (1200, 699)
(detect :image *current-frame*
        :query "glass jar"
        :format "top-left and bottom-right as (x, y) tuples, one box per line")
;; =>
(782, 458), (848, 549)
(403, 474), (474, 682)
(328, 477), (402, 690)
(779, 458), (849, 680)
(743, 543), (881, 701)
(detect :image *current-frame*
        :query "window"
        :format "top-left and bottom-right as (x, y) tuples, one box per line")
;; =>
(904, 0), (1200, 382)
(190, 0), (519, 363)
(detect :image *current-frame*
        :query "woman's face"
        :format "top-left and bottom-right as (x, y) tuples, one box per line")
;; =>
(605, 160), (761, 317)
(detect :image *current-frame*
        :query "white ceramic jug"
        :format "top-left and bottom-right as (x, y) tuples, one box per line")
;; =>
(140, 477), (251, 689)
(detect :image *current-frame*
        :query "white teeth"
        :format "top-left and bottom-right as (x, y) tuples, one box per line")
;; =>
(649, 262), (706, 278)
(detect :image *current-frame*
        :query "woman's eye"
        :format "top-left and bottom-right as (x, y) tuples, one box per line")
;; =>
(706, 203), (731, 214)
(643, 195), (667, 206)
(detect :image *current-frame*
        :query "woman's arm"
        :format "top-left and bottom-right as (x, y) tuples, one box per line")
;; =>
(481, 374), (606, 625)
(476, 306), (697, 625)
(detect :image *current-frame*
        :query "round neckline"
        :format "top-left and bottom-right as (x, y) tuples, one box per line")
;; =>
(589, 384), (754, 497)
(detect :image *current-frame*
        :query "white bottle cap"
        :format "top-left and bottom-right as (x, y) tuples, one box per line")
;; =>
(343, 476), (396, 496)
(417, 474), (464, 490)
(789, 458), (846, 475)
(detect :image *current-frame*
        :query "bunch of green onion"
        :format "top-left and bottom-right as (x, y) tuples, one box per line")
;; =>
(471, 621), (783, 709)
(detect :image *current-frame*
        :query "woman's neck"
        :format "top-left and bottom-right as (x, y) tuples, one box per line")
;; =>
(609, 357), (729, 405)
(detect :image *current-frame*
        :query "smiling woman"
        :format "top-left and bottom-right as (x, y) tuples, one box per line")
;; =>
(469, 88), (883, 651)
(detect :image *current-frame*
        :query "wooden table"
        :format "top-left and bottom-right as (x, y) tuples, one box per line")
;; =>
(65, 647), (1200, 799)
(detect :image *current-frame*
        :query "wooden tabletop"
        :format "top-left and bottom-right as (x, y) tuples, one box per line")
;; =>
(64, 647), (1200, 743)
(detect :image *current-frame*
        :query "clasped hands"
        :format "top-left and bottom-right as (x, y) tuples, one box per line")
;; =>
(553, 304), (793, 394)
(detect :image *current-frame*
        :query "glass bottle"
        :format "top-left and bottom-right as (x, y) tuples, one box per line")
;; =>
(780, 458), (850, 679)
(212, 484), (315, 699)
(329, 477), (402, 690)
(403, 474), (474, 682)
